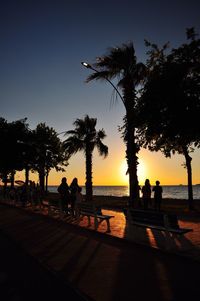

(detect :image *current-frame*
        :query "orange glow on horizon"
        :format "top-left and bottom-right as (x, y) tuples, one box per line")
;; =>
(14, 147), (200, 186)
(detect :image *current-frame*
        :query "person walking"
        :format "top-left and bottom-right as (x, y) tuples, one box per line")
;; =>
(57, 177), (70, 216)
(152, 180), (163, 211)
(141, 179), (151, 210)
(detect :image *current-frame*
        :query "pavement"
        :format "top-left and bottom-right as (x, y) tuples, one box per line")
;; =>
(0, 202), (200, 301)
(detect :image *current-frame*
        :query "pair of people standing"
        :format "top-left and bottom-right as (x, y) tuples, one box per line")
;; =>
(141, 179), (163, 211)
(57, 177), (82, 215)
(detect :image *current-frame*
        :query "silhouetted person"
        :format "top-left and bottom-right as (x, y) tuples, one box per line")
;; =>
(70, 177), (81, 216)
(141, 179), (151, 210)
(152, 180), (163, 211)
(76, 186), (84, 202)
(133, 180), (141, 208)
(57, 177), (70, 214)
(29, 181), (37, 208)
(9, 186), (16, 204)
(20, 184), (27, 207)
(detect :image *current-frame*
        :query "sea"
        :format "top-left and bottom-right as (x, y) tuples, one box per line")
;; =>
(48, 185), (200, 200)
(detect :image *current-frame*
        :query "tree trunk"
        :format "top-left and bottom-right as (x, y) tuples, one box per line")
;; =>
(45, 171), (49, 193)
(126, 130), (139, 207)
(124, 92), (139, 207)
(25, 167), (29, 186)
(10, 170), (15, 188)
(39, 169), (45, 192)
(85, 149), (93, 202)
(183, 147), (194, 210)
(3, 172), (8, 197)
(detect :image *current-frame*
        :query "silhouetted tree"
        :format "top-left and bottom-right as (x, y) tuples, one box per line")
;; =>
(32, 123), (68, 192)
(0, 118), (30, 188)
(63, 115), (108, 201)
(0, 118), (10, 189)
(137, 28), (200, 210)
(85, 43), (146, 206)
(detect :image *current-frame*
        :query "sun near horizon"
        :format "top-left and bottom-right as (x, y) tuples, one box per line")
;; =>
(119, 159), (147, 186)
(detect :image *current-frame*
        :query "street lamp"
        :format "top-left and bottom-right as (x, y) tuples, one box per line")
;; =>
(81, 61), (124, 103)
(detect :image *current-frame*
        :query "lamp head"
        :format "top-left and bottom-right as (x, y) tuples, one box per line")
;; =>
(81, 62), (91, 68)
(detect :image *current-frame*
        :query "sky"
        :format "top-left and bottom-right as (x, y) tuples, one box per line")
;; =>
(1, 0), (200, 186)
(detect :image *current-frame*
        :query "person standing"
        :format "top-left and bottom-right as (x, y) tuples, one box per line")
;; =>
(69, 177), (81, 216)
(152, 180), (163, 211)
(76, 186), (84, 202)
(57, 177), (70, 215)
(141, 179), (151, 210)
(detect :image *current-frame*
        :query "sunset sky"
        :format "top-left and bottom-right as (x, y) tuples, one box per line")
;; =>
(1, 0), (200, 186)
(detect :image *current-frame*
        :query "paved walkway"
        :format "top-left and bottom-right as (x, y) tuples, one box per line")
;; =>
(74, 207), (200, 262)
(0, 203), (200, 300)
(0, 229), (89, 301)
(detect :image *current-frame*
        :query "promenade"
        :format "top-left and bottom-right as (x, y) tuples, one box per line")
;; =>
(0, 202), (200, 300)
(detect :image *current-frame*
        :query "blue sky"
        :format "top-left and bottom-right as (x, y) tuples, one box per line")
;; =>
(1, 0), (200, 185)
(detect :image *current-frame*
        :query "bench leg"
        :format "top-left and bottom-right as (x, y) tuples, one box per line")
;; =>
(106, 219), (111, 232)
(94, 217), (98, 230)
(59, 209), (65, 219)
(48, 206), (52, 216)
(87, 216), (91, 227)
(76, 213), (81, 223)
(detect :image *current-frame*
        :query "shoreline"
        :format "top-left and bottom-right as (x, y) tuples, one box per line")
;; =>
(47, 191), (200, 202)
(46, 192), (200, 215)
(47, 185), (200, 200)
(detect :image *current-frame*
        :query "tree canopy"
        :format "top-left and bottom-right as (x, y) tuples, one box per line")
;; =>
(137, 27), (200, 208)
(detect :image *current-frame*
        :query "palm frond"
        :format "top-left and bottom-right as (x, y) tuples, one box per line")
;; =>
(86, 71), (111, 83)
(96, 140), (108, 158)
(63, 136), (84, 156)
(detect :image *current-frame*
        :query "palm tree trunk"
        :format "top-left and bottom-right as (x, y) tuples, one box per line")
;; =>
(85, 149), (93, 201)
(183, 147), (194, 210)
(126, 128), (139, 207)
(124, 89), (139, 207)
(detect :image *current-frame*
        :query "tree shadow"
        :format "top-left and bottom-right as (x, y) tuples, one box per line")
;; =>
(110, 212), (200, 300)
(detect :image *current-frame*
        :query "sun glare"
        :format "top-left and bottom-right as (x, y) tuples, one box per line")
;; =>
(137, 159), (147, 185)
(120, 159), (147, 185)
(119, 160), (129, 185)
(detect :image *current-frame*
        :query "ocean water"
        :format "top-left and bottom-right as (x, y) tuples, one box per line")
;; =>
(48, 185), (200, 199)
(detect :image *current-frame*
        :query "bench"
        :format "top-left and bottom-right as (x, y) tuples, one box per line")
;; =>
(75, 202), (114, 232)
(124, 209), (193, 235)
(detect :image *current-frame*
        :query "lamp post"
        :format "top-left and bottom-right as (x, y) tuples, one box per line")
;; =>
(81, 62), (124, 103)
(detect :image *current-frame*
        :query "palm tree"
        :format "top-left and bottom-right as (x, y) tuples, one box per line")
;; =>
(84, 42), (146, 206)
(63, 115), (108, 201)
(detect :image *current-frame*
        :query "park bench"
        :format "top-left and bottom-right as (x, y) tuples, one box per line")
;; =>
(75, 202), (114, 232)
(124, 209), (193, 235)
